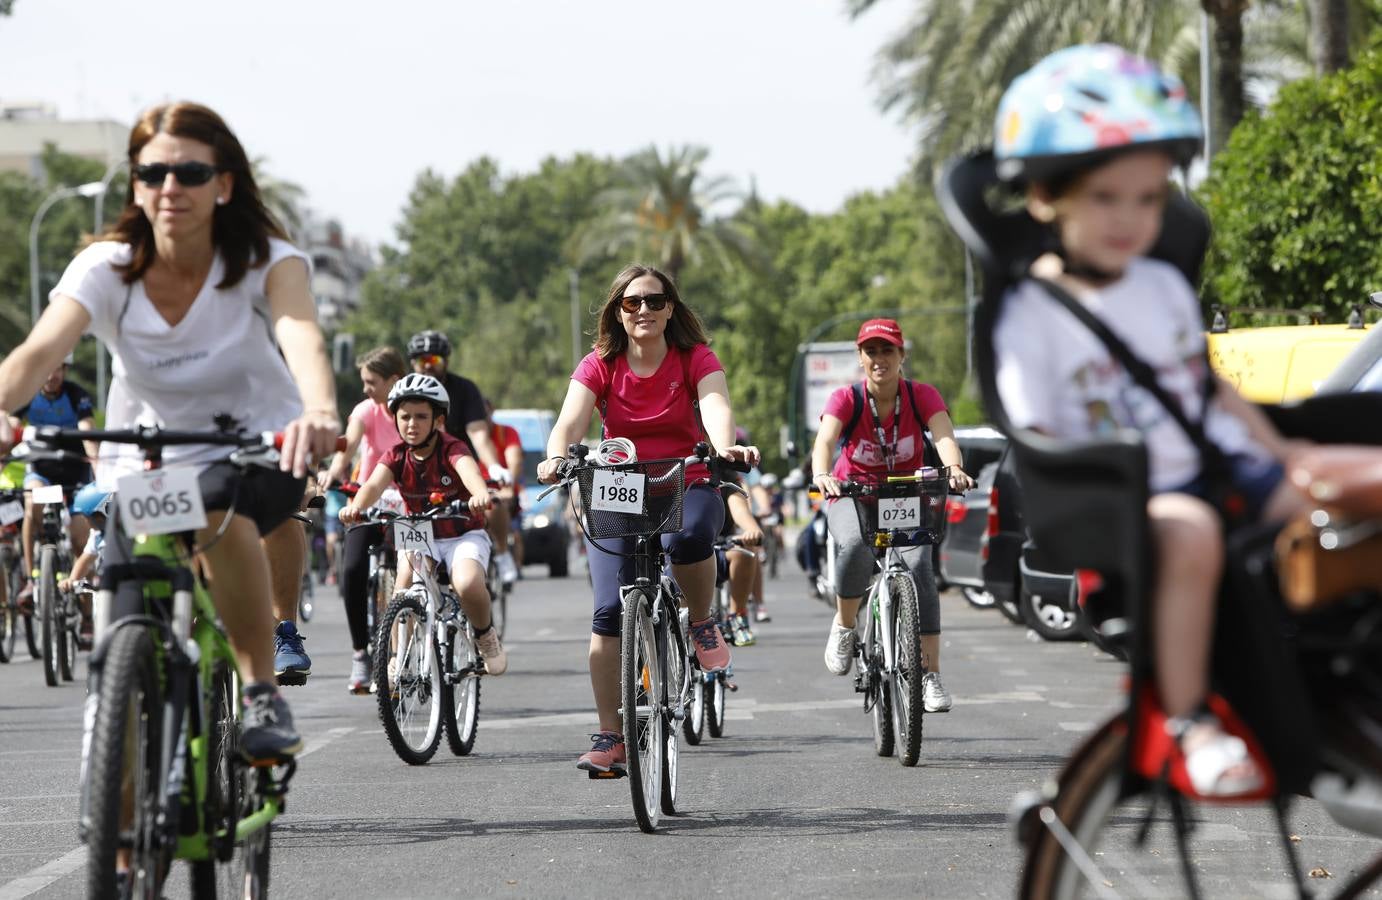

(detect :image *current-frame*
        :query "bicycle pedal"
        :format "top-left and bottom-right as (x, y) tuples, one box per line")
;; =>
(587, 767), (626, 780)
(275, 671), (309, 687)
(726, 680), (739, 692)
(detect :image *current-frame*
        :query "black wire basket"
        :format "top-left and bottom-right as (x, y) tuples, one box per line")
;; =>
(576, 458), (686, 540)
(846, 472), (950, 547)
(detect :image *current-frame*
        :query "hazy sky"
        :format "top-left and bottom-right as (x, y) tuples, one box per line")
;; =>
(1, 0), (918, 246)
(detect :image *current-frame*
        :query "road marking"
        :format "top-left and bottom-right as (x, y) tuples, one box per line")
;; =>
(963, 690), (1047, 706)
(0, 725), (353, 898)
(299, 726), (354, 758)
(1058, 721), (1096, 732)
(0, 846), (85, 900)
(999, 668), (1029, 676)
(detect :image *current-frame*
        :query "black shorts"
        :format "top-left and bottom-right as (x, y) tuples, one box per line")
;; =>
(198, 462), (307, 536)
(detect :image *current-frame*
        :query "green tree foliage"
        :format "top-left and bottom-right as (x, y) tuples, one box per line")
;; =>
(1198, 39), (1382, 319)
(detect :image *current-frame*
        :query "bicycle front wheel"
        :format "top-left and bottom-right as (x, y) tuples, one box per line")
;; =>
(682, 676), (706, 746)
(442, 621), (482, 756)
(620, 587), (663, 833)
(38, 546), (59, 687)
(374, 593), (443, 764)
(0, 578), (14, 663)
(889, 574), (926, 766)
(487, 556), (508, 639)
(57, 588), (76, 682)
(84, 625), (167, 899)
(659, 603), (686, 815)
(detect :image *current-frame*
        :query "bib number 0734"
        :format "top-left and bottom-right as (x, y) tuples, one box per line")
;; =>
(878, 495), (922, 530)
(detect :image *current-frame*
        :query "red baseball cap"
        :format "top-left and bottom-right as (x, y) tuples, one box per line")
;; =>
(856, 318), (904, 347)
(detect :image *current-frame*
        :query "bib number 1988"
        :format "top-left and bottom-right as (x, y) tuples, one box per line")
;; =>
(116, 468), (208, 537)
(590, 469), (646, 515)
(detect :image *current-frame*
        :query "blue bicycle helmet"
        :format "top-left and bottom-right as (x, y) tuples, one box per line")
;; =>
(72, 483), (111, 518)
(994, 44), (1202, 183)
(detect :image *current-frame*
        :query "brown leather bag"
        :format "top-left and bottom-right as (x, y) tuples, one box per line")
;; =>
(1276, 510), (1382, 610)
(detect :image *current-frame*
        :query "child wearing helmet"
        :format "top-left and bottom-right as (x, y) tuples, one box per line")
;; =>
(60, 483), (111, 648)
(339, 373), (508, 675)
(991, 45), (1308, 797)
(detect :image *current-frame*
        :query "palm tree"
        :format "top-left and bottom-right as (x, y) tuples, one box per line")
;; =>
(849, 0), (1199, 169)
(575, 145), (759, 281)
(250, 156), (307, 241)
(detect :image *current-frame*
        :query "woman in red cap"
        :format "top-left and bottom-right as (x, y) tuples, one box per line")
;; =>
(810, 318), (974, 712)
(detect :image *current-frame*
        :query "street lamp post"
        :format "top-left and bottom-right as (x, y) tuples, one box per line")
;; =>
(29, 181), (107, 328)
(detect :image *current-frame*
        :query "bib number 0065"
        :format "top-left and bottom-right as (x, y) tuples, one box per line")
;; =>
(116, 468), (208, 537)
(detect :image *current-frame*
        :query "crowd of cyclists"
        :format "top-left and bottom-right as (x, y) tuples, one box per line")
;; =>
(3, 40), (1381, 895)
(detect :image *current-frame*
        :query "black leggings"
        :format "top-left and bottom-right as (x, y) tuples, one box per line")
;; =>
(340, 522), (389, 652)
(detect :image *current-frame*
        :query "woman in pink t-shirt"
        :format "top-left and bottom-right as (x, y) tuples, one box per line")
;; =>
(537, 264), (759, 774)
(810, 318), (974, 715)
(320, 345), (406, 691)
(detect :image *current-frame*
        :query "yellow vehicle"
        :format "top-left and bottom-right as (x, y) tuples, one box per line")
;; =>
(1207, 321), (1369, 404)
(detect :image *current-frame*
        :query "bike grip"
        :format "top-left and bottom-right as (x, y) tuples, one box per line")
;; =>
(726, 458), (751, 474)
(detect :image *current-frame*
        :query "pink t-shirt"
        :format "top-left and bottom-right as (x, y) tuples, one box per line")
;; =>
(350, 399), (400, 482)
(573, 344), (723, 481)
(824, 380), (948, 479)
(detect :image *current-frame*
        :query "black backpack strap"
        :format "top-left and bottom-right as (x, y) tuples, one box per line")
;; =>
(1031, 277), (1229, 474)
(899, 380), (943, 470)
(837, 383), (866, 455)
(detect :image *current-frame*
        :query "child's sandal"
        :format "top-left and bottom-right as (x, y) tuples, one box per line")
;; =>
(1166, 708), (1265, 798)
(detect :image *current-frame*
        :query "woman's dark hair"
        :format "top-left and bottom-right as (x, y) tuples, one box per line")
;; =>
(356, 346), (406, 381)
(593, 264), (709, 360)
(104, 102), (288, 288)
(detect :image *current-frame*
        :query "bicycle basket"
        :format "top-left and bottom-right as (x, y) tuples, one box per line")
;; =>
(850, 473), (950, 547)
(576, 458), (686, 540)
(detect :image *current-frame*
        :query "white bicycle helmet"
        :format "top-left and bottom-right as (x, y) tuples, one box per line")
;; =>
(387, 373), (450, 414)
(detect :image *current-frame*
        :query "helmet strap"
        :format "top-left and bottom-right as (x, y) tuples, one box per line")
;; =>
(1055, 246), (1124, 286)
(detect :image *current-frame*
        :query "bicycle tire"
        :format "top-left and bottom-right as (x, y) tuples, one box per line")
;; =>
(191, 663), (245, 896)
(298, 572), (315, 623)
(0, 579), (14, 663)
(620, 587), (663, 833)
(57, 587), (76, 682)
(368, 564), (396, 654)
(374, 592), (443, 764)
(442, 620), (482, 756)
(660, 601), (685, 815)
(1020, 724), (1130, 900)
(707, 674), (727, 738)
(890, 574), (926, 766)
(866, 613), (895, 757)
(84, 626), (167, 899)
(683, 676), (706, 746)
(235, 770), (273, 898)
(39, 545), (58, 687)
(14, 553), (39, 659)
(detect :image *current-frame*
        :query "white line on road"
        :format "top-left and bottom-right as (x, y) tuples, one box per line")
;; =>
(1058, 721), (1096, 732)
(0, 726), (354, 899)
(0, 846), (85, 900)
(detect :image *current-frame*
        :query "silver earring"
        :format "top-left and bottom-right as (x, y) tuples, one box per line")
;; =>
(216, 196), (227, 206)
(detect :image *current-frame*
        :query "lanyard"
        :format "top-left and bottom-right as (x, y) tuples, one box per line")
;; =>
(865, 386), (900, 470)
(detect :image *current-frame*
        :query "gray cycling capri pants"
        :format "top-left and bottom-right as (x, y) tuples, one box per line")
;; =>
(826, 497), (941, 635)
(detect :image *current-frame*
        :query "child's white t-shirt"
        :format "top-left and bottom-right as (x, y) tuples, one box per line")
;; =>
(52, 239), (308, 480)
(994, 257), (1264, 492)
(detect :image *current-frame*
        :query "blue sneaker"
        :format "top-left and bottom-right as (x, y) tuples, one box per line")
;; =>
(274, 620), (311, 686)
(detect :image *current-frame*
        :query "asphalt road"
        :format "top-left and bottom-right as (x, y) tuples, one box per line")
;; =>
(0, 554), (1376, 898)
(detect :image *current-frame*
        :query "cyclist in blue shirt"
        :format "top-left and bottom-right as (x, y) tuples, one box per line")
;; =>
(7, 358), (97, 609)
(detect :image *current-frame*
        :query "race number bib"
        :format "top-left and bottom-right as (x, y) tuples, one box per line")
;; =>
(116, 468), (207, 536)
(590, 469), (645, 515)
(878, 495), (921, 530)
(394, 519), (437, 558)
(32, 484), (65, 506)
(0, 500), (23, 525)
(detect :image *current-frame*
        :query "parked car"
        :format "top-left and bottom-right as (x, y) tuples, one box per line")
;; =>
(938, 459), (1000, 609)
(492, 408), (571, 577)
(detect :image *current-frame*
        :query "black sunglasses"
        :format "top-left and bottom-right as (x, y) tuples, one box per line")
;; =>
(134, 161), (221, 187)
(620, 293), (670, 313)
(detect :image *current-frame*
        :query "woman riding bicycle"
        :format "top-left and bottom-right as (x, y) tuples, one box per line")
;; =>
(536, 264), (758, 773)
(320, 344), (407, 693)
(811, 318), (973, 713)
(0, 101), (339, 761)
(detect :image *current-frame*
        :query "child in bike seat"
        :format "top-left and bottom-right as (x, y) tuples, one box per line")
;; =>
(60, 482), (111, 649)
(339, 373), (507, 675)
(990, 45), (1311, 797)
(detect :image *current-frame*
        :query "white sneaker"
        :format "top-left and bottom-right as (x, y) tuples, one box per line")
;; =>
(922, 671), (952, 713)
(823, 621), (856, 676)
(496, 552), (518, 585)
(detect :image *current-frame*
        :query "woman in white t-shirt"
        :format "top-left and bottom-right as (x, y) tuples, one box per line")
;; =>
(319, 344), (406, 693)
(0, 101), (339, 764)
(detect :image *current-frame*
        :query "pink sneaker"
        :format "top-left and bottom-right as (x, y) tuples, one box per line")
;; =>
(576, 731), (626, 773)
(689, 617), (731, 672)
